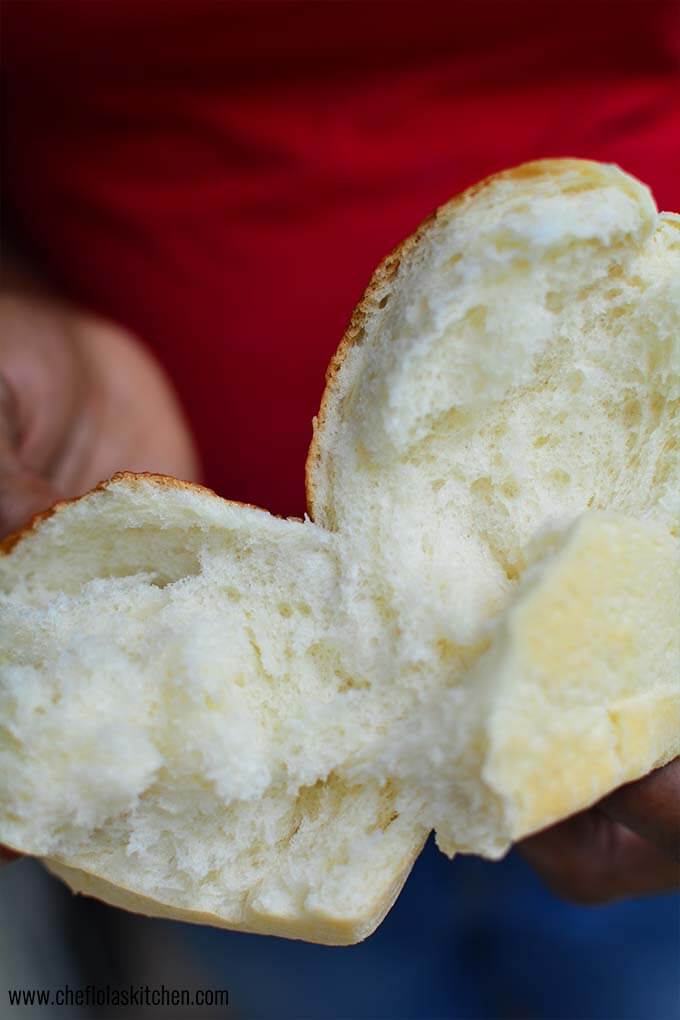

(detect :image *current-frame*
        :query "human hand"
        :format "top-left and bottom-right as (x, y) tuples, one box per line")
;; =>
(520, 759), (680, 902)
(0, 287), (199, 865)
(0, 291), (199, 538)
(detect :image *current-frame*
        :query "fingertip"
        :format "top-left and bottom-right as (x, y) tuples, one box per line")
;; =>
(0, 846), (21, 867)
(600, 760), (680, 861)
(0, 371), (22, 448)
(0, 464), (61, 540)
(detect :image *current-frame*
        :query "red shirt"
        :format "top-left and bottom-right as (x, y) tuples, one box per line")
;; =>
(3, 1), (679, 516)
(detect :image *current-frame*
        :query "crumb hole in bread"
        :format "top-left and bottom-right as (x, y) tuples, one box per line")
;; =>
(545, 291), (565, 313)
(561, 180), (598, 195)
(491, 231), (525, 253)
(436, 638), (457, 661)
(367, 810), (399, 834)
(652, 456), (673, 488)
(470, 477), (493, 501)
(621, 399), (642, 429)
(465, 305), (487, 330)
(649, 392), (666, 424)
(550, 468), (571, 486)
(337, 674), (370, 693)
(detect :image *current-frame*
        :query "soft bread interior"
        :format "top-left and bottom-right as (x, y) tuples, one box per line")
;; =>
(1, 160), (678, 943)
(308, 159), (679, 847)
(0, 478), (426, 944)
(354, 512), (680, 857)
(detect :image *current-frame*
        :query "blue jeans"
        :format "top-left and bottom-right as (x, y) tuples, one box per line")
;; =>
(184, 837), (680, 1019)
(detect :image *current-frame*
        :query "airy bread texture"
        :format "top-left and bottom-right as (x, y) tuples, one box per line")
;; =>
(1, 160), (678, 944)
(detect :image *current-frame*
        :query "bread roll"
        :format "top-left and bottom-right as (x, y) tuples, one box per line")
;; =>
(1, 160), (678, 944)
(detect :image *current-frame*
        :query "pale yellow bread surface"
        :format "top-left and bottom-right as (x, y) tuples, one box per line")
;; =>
(0, 475), (427, 945)
(1, 160), (678, 943)
(355, 512), (679, 858)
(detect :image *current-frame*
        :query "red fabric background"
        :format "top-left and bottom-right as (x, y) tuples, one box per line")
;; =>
(3, 1), (679, 515)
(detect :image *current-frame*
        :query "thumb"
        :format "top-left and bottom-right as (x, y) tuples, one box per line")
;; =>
(0, 373), (60, 540)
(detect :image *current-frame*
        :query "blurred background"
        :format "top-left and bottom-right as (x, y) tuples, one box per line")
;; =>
(2, 2), (679, 1017)
(3, 845), (679, 1018)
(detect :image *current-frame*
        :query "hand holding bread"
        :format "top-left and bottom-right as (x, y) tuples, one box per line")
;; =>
(1, 160), (678, 940)
(0, 277), (200, 864)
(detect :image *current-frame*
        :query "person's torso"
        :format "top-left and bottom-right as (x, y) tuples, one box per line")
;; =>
(3, 0), (679, 513)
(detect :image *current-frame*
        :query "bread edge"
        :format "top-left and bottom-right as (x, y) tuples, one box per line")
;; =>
(303, 157), (644, 522)
(0, 470), (279, 557)
(38, 830), (427, 946)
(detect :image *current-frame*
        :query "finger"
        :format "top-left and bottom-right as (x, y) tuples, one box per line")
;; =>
(0, 372), (61, 539)
(0, 846), (20, 867)
(0, 464), (60, 540)
(0, 298), (83, 475)
(599, 759), (680, 861)
(519, 808), (680, 904)
(0, 372), (21, 448)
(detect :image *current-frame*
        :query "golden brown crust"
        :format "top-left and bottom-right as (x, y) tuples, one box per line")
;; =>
(303, 218), (433, 520)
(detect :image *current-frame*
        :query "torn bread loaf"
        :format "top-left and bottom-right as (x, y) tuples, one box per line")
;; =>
(1, 160), (678, 944)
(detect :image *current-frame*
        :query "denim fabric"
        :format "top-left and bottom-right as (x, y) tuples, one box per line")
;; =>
(184, 837), (680, 1020)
